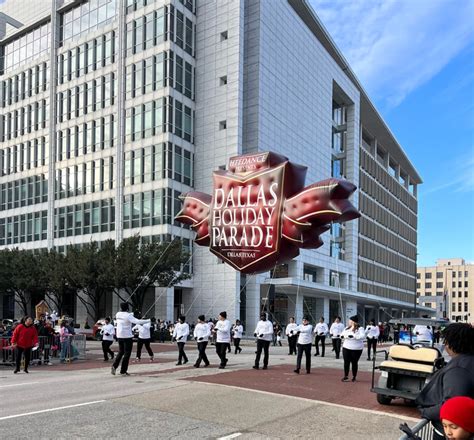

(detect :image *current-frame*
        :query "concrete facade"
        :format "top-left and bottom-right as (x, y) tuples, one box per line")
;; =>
(0, 0), (427, 329)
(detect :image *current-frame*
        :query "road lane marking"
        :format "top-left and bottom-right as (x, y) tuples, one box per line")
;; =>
(0, 382), (39, 388)
(218, 434), (242, 439)
(0, 400), (106, 421)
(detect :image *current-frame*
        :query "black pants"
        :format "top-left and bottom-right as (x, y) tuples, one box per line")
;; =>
(296, 343), (312, 372)
(315, 335), (325, 356)
(177, 342), (188, 364)
(215, 342), (228, 367)
(367, 338), (377, 359)
(332, 338), (341, 358)
(288, 335), (297, 355)
(15, 346), (31, 371)
(195, 341), (209, 367)
(136, 338), (153, 359)
(102, 340), (114, 360)
(342, 347), (363, 378)
(234, 338), (241, 353)
(113, 338), (133, 374)
(254, 339), (270, 367)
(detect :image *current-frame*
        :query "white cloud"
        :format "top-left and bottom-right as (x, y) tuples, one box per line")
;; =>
(310, 0), (474, 108)
(421, 154), (474, 196)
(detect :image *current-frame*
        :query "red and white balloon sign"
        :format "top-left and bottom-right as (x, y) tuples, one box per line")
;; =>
(175, 151), (360, 273)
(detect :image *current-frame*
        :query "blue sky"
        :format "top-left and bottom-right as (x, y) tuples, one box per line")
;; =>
(310, 0), (474, 267)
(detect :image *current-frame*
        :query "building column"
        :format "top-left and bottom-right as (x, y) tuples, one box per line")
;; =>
(344, 300), (357, 324)
(154, 287), (174, 322)
(295, 291), (303, 323)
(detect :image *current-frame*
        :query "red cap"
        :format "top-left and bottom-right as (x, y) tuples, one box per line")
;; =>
(440, 396), (474, 433)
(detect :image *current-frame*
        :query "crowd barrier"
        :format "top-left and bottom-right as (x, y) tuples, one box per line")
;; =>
(0, 334), (86, 366)
(399, 419), (434, 440)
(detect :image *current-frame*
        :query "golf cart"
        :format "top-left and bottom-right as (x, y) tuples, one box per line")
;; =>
(371, 318), (450, 406)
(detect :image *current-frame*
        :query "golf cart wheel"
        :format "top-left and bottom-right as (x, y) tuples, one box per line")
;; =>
(376, 394), (392, 405)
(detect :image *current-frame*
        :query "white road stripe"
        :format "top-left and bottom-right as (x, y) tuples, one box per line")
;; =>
(0, 382), (39, 389)
(0, 400), (106, 421)
(218, 434), (242, 440)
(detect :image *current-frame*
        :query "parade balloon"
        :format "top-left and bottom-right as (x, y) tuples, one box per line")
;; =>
(175, 151), (360, 273)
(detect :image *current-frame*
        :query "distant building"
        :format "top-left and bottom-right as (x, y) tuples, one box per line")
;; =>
(417, 258), (473, 322)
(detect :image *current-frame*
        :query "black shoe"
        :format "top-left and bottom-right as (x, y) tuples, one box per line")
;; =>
(341, 377), (349, 382)
(366, 357), (371, 361)
(204, 363), (210, 367)
(193, 364), (200, 368)
(336, 356), (340, 359)
(103, 359), (109, 362)
(314, 353), (319, 357)
(352, 377), (356, 382)
(176, 362), (182, 366)
(24, 369), (29, 374)
(253, 365), (259, 370)
(13, 369), (19, 374)
(262, 366), (268, 370)
(219, 365), (225, 369)
(120, 372), (130, 376)
(183, 359), (188, 365)
(238, 348), (242, 353)
(306, 370), (310, 374)
(321, 355), (324, 357)
(293, 369), (300, 374)
(111, 353), (115, 360)
(111, 366), (116, 375)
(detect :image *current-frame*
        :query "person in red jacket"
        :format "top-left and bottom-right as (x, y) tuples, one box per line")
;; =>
(11, 316), (39, 374)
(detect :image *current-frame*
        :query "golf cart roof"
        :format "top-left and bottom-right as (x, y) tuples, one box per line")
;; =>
(389, 318), (450, 327)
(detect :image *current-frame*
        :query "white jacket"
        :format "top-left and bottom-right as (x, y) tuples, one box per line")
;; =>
(365, 325), (380, 340)
(194, 323), (211, 342)
(173, 322), (190, 342)
(132, 322), (152, 339)
(215, 319), (231, 343)
(254, 320), (273, 341)
(296, 324), (313, 345)
(232, 325), (243, 339)
(314, 323), (329, 336)
(329, 322), (345, 338)
(100, 323), (115, 341)
(342, 327), (366, 350)
(285, 323), (298, 336)
(115, 312), (150, 338)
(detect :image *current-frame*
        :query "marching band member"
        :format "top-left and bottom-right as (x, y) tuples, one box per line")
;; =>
(100, 317), (115, 361)
(214, 311), (231, 369)
(314, 317), (328, 357)
(341, 315), (366, 382)
(294, 315), (313, 374)
(329, 316), (344, 359)
(285, 317), (298, 355)
(365, 319), (380, 361)
(232, 320), (243, 354)
(173, 315), (190, 365)
(193, 315), (211, 368)
(253, 313), (273, 370)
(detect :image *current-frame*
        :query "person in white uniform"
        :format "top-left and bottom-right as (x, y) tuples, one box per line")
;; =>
(314, 317), (329, 357)
(232, 320), (243, 354)
(294, 315), (313, 374)
(193, 315), (210, 368)
(365, 319), (380, 361)
(253, 313), (273, 370)
(133, 317), (155, 362)
(285, 317), (298, 355)
(173, 315), (190, 365)
(214, 311), (231, 369)
(111, 302), (150, 376)
(100, 317), (115, 361)
(329, 316), (344, 359)
(341, 315), (366, 382)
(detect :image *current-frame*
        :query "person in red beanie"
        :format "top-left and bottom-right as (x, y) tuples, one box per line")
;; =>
(440, 396), (474, 439)
(11, 316), (39, 374)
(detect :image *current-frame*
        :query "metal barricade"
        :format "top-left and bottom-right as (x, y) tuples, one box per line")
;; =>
(399, 419), (434, 440)
(59, 334), (87, 362)
(1, 336), (15, 366)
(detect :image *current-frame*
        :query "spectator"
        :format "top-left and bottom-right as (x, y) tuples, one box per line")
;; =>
(415, 323), (474, 440)
(100, 317), (115, 362)
(38, 320), (54, 366)
(59, 321), (71, 363)
(377, 322), (384, 343)
(11, 315), (38, 373)
(440, 396), (474, 440)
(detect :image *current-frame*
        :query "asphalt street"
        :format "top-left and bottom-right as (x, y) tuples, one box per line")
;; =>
(0, 342), (419, 439)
